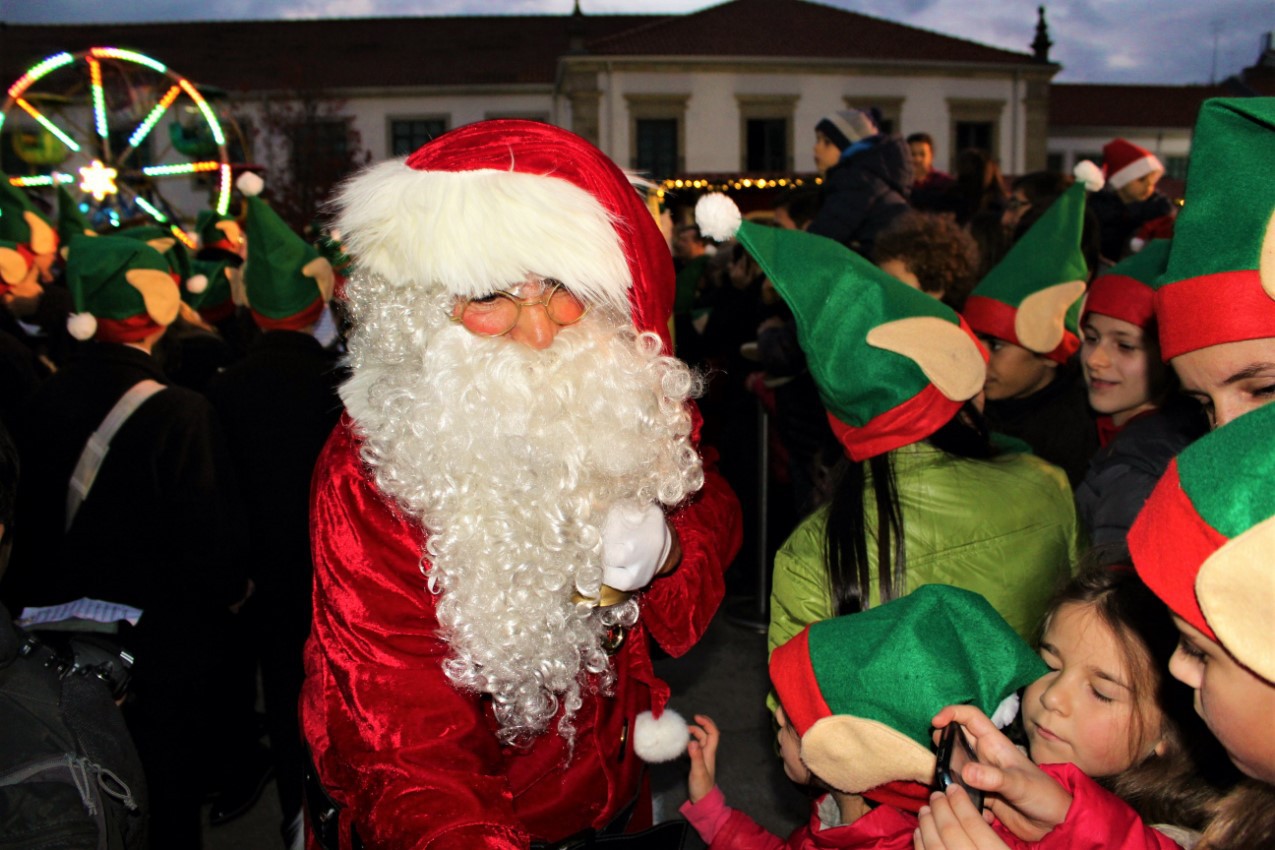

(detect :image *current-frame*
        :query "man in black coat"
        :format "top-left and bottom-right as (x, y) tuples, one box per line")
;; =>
(1, 235), (250, 850)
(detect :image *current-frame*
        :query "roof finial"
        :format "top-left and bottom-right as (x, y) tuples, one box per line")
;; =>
(573, 0), (582, 16)
(1032, 6), (1053, 63)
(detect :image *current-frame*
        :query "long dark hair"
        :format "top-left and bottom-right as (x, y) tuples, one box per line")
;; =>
(822, 401), (995, 616)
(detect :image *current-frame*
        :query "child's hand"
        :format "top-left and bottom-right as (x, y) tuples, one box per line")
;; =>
(914, 786), (1012, 850)
(931, 705), (1072, 843)
(687, 713), (720, 804)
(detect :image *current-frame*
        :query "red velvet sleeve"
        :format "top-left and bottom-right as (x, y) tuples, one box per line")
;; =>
(642, 404), (743, 657)
(301, 421), (528, 850)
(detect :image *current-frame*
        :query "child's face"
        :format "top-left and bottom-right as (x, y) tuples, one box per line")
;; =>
(773, 706), (811, 784)
(1081, 313), (1158, 425)
(1022, 602), (1165, 778)
(1172, 337), (1275, 428)
(1169, 616), (1275, 784)
(979, 335), (1058, 401)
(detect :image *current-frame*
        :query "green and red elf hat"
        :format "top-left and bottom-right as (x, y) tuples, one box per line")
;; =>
(56, 184), (95, 247)
(695, 193), (987, 462)
(1081, 238), (1171, 330)
(0, 175), (58, 261)
(195, 209), (245, 260)
(770, 584), (1046, 805)
(0, 240), (36, 294)
(963, 161), (1104, 363)
(64, 235), (181, 343)
(236, 172), (334, 331)
(1152, 98), (1275, 363)
(1130, 401), (1275, 683)
(184, 256), (237, 324)
(117, 224), (197, 290)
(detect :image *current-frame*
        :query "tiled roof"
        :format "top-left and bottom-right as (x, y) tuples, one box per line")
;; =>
(1, 0), (1040, 101)
(0, 14), (658, 94)
(1049, 83), (1231, 129)
(586, 0), (1039, 65)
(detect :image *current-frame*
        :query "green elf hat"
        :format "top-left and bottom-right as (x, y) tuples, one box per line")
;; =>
(1130, 401), (1275, 683)
(195, 209), (245, 259)
(236, 172), (334, 331)
(1152, 98), (1275, 362)
(65, 235), (181, 343)
(1081, 238), (1171, 331)
(185, 256), (236, 324)
(56, 184), (95, 246)
(770, 584), (1046, 804)
(0, 175), (58, 258)
(117, 224), (197, 291)
(695, 193), (987, 461)
(963, 161), (1104, 362)
(0, 240), (36, 293)
(313, 224), (354, 301)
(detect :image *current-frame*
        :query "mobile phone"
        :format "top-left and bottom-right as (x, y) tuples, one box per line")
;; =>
(933, 723), (984, 810)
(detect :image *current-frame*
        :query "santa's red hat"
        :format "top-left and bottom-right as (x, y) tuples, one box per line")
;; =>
(1102, 138), (1163, 190)
(332, 120), (674, 350)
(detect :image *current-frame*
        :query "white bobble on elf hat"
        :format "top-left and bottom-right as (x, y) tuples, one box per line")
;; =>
(64, 235), (181, 343)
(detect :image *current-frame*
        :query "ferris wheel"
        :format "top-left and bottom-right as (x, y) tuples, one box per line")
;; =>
(1, 46), (240, 246)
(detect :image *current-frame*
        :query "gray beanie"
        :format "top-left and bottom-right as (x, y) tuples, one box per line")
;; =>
(815, 109), (878, 152)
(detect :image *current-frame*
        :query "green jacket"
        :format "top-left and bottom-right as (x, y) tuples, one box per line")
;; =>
(768, 443), (1081, 663)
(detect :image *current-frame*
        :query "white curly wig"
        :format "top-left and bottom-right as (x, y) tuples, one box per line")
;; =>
(338, 270), (703, 746)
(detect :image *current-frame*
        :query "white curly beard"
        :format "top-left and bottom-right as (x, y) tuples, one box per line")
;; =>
(338, 273), (704, 746)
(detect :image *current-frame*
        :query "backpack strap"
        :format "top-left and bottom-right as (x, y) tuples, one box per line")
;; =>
(66, 380), (166, 532)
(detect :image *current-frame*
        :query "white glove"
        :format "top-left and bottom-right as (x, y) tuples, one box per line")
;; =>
(600, 501), (673, 592)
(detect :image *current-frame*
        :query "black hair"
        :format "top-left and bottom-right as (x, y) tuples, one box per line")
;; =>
(822, 401), (995, 615)
(905, 132), (934, 148)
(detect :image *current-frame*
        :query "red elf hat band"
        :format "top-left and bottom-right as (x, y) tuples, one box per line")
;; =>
(94, 313), (166, 344)
(963, 294), (1080, 364)
(1155, 269), (1275, 361)
(1082, 273), (1155, 329)
(251, 294), (326, 332)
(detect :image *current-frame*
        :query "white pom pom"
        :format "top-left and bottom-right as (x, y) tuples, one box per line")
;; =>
(1129, 237), (1146, 253)
(695, 193), (743, 242)
(186, 274), (208, 294)
(989, 693), (1020, 729)
(632, 707), (689, 763)
(67, 312), (97, 341)
(236, 171), (265, 197)
(1073, 160), (1105, 192)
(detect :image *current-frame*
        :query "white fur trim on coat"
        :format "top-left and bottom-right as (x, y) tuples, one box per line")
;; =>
(334, 160), (632, 313)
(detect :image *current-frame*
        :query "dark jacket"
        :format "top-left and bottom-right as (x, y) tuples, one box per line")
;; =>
(1074, 395), (1207, 549)
(984, 363), (1099, 489)
(808, 135), (913, 257)
(1088, 188), (1174, 264)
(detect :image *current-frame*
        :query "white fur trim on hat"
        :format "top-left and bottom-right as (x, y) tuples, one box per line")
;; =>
(1073, 160), (1105, 193)
(334, 159), (632, 313)
(1106, 154), (1162, 191)
(67, 312), (97, 341)
(633, 707), (689, 763)
(236, 171), (264, 197)
(695, 194), (743, 242)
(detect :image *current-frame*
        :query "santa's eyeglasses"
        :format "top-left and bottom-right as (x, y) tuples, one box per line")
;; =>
(450, 278), (589, 337)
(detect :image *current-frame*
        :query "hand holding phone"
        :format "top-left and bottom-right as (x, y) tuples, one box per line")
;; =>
(933, 722), (984, 810)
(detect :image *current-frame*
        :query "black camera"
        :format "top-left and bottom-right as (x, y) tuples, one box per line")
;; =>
(19, 631), (135, 701)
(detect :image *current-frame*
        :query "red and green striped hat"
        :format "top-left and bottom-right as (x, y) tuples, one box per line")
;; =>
(1153, 98), (1275, 362)
(694, 194), (987, 461)
(1130, 401), (1275, 682)
(769, 584), (1046, 795)
(1081, 239), (1171, 330)
(236, 172), (334, 331)
(65, 235), (181, 343)
(963, 162), (1103, 363)
(0, 175), (58, 259)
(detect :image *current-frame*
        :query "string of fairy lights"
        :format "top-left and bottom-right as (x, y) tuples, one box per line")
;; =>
(655, 175), (822, 201)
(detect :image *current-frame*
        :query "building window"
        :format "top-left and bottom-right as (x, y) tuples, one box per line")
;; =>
(737, 94), (798, 173)
(635, 119), (679, 181)
(745, 118), (788, 172)
(946, 98), (1004, 167)
(626, 94), (689, 181)
(390, 118), (447, 156)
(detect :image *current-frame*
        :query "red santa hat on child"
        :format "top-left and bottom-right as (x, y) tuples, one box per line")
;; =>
(333, 119), (674, 351)
(1102, 138), (1164, 191)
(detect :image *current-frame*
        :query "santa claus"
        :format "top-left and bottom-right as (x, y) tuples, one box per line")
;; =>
(300, 120), (742, 850)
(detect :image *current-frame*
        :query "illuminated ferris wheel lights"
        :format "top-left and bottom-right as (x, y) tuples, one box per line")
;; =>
(7, 52), (74, 98)
(90, 47), (167, 74)
(134, 196), (168, 222)
(170, 225), (197, 249)
(9, 172), (73, 188)
(80, 160), (119, 201)
(15, 98), (81, 153)
(130, 84), (182, 149)
(142, 161), (221, 177)
(89, 58), (109, 140)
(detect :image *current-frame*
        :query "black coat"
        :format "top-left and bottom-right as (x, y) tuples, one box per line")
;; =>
(984, 363), (1099, 490)
(808, 134), (913, 257)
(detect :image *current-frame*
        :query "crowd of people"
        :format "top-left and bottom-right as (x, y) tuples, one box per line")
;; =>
(0, 93), (1269, 850)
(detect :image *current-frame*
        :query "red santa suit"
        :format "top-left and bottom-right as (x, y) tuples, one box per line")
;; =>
(300, 120), (743, 850)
